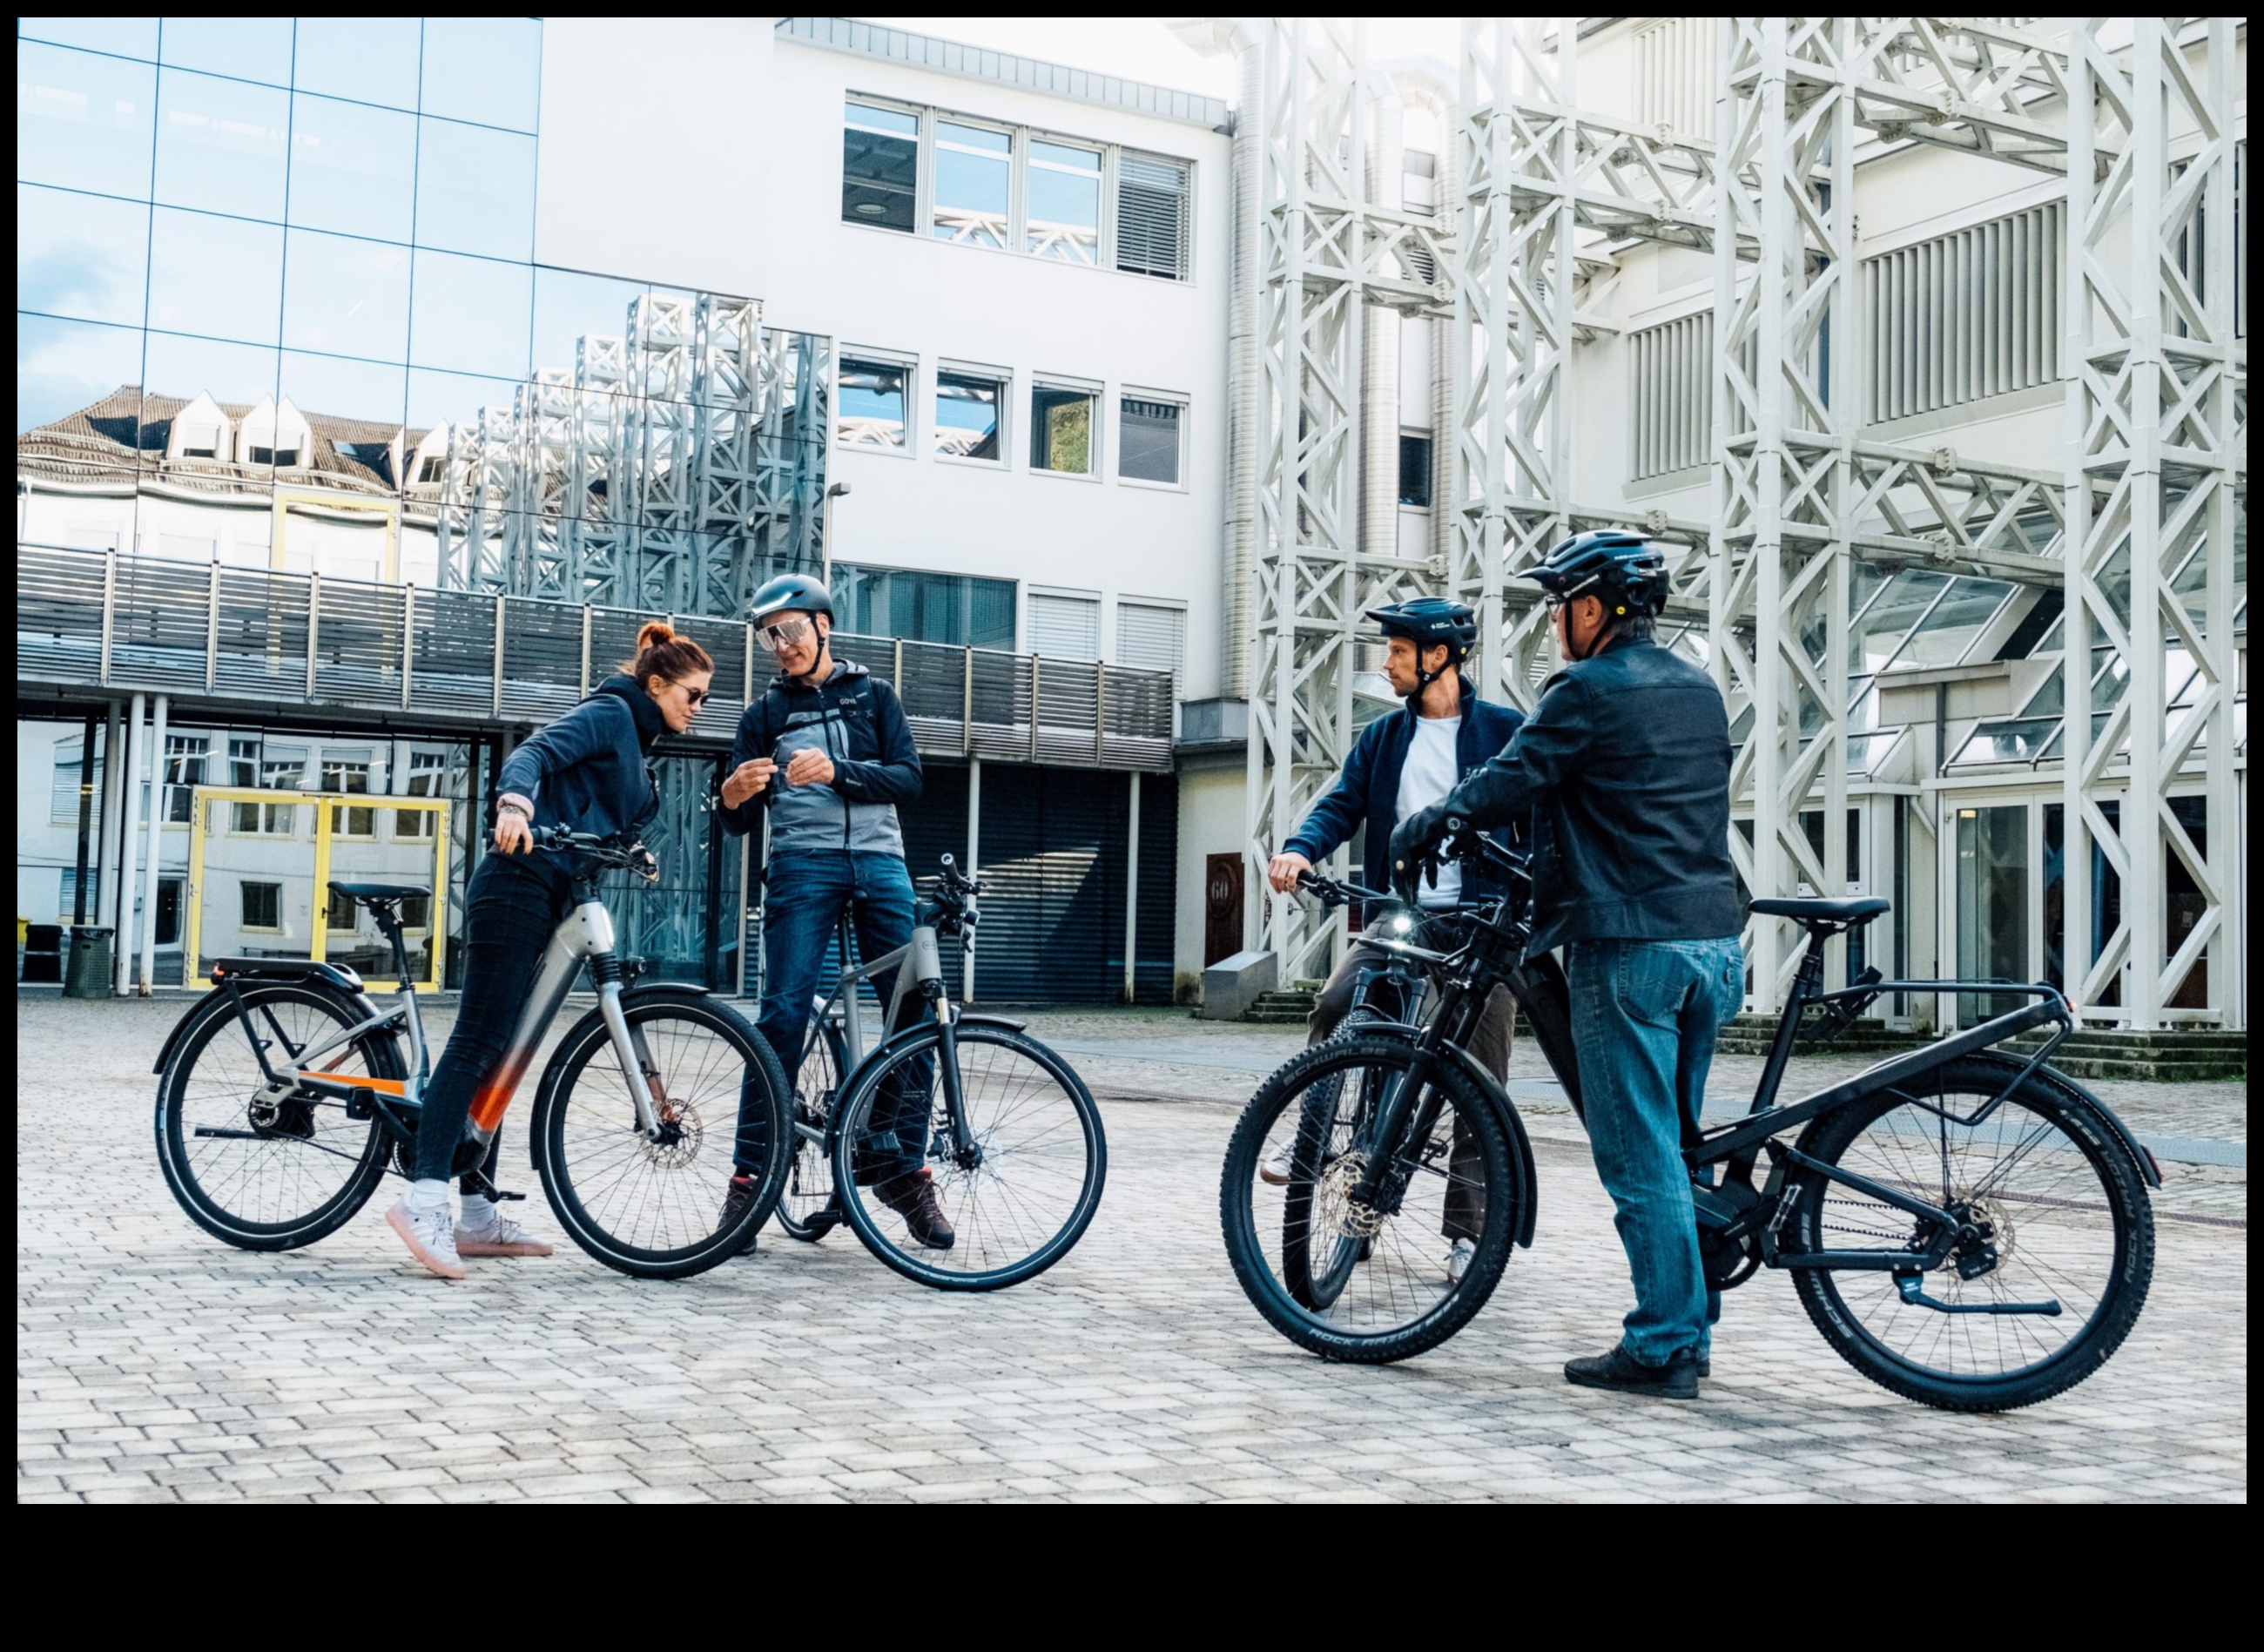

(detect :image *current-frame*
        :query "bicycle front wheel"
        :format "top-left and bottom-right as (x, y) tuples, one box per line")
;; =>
(532, 996), (791, 1279)
(1221, 1034), (1517, 1363)
(832, 1023), (1106, 1290)
(154, 982), (396, 1251)
(1786, 1056), (2154, 1412)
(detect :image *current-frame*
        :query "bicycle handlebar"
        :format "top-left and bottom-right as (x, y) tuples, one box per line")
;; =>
(527, 825), (660, 881)
(1294, 868), (1392, 908)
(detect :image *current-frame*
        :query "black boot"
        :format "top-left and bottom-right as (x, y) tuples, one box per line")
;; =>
(718, 1175), (763, 1256)
(1563, 1342), (1699, 1399)
(874, 1169), (955, 1251)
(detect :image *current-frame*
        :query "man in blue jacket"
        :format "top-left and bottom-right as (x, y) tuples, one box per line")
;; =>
(717, 573), (953, 1251)
(1265, 597), (1525, 1282)
(1393, 530), (1743, 1400)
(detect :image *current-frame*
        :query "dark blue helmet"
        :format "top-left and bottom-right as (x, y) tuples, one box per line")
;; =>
(1366, 596), (1478, 663)
(1526, 529), (1668, 618)
(748, 572), (833, 625)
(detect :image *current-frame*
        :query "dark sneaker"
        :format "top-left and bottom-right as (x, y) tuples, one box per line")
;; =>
(1697, 1355), (1711, 1379)
(1563, 1343), (1699, 1399)
(719, 1176), (763, 1256)
(874, 1169), (955, 1251)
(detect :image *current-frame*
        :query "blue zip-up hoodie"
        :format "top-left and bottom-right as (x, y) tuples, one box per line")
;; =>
(1284, 680), (1526, 901)
(718, 657), (922, 857)
(494, 675), (662, 861)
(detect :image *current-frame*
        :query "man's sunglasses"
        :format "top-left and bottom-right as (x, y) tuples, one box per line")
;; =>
(758, 617), (814, 652)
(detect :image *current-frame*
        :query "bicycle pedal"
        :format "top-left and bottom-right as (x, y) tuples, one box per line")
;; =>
(494, 1188), (528, 1202)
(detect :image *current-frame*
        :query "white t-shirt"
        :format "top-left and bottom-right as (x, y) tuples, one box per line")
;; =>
(1397, 713), (1463, 908)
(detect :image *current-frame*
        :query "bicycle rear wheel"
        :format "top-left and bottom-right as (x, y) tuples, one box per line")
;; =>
(1221, 1034), (1516, 1363)
(154, 982), (396, 1251)
(832, 1023), (1106, 1290)
(532, 996), (791, 1279)
(1786, 1056), (2153, 1412)
(774, 1017), (846, 1241)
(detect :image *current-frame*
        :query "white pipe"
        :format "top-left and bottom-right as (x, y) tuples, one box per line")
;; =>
(964, 757), (981, 1004)
(114, 692), (145, 995)
(1383, 61), (1459, 574)
(97, 700), (123, 939)
(1361, 71), (1405, 566)
(139, 692), (169, 995)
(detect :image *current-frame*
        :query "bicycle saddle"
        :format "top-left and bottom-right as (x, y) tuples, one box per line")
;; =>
(1749, 896), (1890, 927)
(327, 882), (428, 906)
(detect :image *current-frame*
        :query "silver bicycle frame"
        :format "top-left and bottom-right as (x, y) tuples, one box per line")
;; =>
(813, 920), (948, 1073)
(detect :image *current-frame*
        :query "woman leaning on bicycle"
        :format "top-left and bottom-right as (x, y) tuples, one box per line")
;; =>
(386, 621), (715, 1279)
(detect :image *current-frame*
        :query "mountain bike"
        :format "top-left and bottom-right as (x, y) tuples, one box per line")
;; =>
(152, 827), (792, 1279)
(1221, 830), (2159, 1411)
(769, 854), (1107, 1291)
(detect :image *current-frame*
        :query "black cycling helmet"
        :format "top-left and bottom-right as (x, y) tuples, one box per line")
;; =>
(748, 571), (834, 626)
(1367, 596), (1478, 706)
(1527, 529), (1668, 623)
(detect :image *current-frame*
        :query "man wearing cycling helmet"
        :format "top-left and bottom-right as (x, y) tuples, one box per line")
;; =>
(1265, 596), (1525, 1285)
(717, 573), (953, 1252)
(1392, 530), (1742, 1399)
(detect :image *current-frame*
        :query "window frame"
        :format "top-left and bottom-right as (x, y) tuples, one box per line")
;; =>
(835, 348), (918, 458)
(1116, 388), (1188, 491)
(838, 89), (1196, 285)
(240, 880), (283, 934)
(1029, 375), (1103, 481)
(933, 360), (1011, 469)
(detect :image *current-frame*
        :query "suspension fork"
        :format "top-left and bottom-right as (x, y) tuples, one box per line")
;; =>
(591, 955), (664, 1137)
(1346, 981), (1472, 1213)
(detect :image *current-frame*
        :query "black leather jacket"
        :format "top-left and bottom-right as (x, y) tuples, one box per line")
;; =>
(1433, 635), (1742, 954)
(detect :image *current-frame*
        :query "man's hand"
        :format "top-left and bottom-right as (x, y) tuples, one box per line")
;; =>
(721, 758), (775, 808)
(784, 747), (835, 788)
(1388, 803), (1450, 893)
(494, 796), (534, 855)
(1266, 851), (1312, 893)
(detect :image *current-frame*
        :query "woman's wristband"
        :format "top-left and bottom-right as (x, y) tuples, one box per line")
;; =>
(497, 798), (532, 819)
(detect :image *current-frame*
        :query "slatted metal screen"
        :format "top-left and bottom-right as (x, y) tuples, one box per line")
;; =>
(1634, 18), (1713, 138)
(1864, 201), (2063, 423)
(1115, 150), (1192, 280)
(1629, 313), (1712, 479)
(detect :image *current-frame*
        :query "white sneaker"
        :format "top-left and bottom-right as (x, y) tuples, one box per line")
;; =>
(1445, 1237), (1476, 1285)
(456, 1210), (554, 1258)
(1258, 1143), (1297, 1186)
(387, 1199), (467, 1280)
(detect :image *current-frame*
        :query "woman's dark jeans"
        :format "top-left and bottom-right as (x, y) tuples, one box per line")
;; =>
(414, 851), (574, 1185)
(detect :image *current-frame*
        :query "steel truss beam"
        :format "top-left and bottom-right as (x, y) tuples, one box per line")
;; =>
(2062, 17), (2244, 1030)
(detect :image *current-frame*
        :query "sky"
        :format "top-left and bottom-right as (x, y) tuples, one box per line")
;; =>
(862, 17), (1466, 113)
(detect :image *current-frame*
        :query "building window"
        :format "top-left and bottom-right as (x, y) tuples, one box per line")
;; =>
(1026, 139), (1102, 265)
(396, 749), (444, 839)
(933, 120), (1010, 249)
(838, 356), (910, 449)
(1398, 432), (1433, 507)
(935, 368), (1005, 461)
(1028, 590), (1102, 660)
(59, 866), (99, 921)
(232, 745), (301, 835)
(1031, 382), (1095, 475)
(161, 735), (208, 824)
(832, 564), (1015, 651)
(1119, 396), (1183, 486)
(843, 100), (919, 233)
(399, 892), (432, 929)
(242, 881), (281, 931)
(1115, 599), (1187, 691)
(323, 754), (374, 838)
(1864, 201), (2063, 423)
(155, 876), (183, 947)
(1115, 151), (1191, 280)
(327, 884), (359, 931)
(1629, 314), (1714, 479)
(50, 734), (102, 825)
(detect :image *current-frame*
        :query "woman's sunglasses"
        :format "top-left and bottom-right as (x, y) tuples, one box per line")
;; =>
(678, 683), (711, 706)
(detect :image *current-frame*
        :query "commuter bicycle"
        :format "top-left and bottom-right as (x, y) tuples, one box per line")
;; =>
(771, 854), (1107, 1291)
(152, 827), (792, 1279)
(1222, 828), (2159, 1411)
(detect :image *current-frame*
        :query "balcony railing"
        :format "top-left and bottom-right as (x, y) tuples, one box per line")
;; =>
(16, 544), (1174, 771)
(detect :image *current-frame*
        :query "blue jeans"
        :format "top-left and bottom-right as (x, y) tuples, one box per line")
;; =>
(745, 850), (923, 1179)
(1565, 936), (1745, 1366)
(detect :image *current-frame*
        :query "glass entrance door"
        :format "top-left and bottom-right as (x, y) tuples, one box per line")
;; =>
(1957, 804), (2029, 1022)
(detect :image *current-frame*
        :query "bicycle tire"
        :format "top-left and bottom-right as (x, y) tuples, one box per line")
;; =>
(1785, 1056), (2153, 1412)
(832, 1023), (1106, 1291)
(531, 995), (792, 1279)
(154, 981), (397, 1251)
(1286, 1005), (1385, 1309)
(1222, 1033), (1516, 1363)
(775, 1017), (848, 1242)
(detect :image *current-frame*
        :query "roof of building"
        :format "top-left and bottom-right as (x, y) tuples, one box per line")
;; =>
(777, 16), (1232, 131)
(17, 385), (431, 496)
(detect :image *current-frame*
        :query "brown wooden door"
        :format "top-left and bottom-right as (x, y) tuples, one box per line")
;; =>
(1203, 852), (1243, 966)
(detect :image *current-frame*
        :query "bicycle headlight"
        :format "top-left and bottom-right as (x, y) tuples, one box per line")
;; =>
(1390, 914), (1415, 935)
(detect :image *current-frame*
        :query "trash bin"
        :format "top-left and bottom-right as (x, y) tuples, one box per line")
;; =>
(63, 926), (113, 997)
(22, 923), (64, 984)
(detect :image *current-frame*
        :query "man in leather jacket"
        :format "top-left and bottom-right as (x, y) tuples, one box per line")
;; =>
(1392, 530), (1743, 1400)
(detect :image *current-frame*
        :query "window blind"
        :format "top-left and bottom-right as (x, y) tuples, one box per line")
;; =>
(1115, 602), (1186, 690)
(1115, 151), (1191, 280)
(1028, 592), (1101, 661)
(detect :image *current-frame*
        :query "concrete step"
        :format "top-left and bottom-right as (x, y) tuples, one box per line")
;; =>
(2003, 1027), (2247, 1082)
(1243, 990), (1316, 1025)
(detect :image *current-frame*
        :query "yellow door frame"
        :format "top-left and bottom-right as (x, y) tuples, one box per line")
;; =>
(185, 785), (450, 990)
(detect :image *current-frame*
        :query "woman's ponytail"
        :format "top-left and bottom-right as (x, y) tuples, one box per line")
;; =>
(623, 620), (714, 685)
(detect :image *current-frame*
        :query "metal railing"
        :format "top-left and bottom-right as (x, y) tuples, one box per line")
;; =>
(15, 544), (1175, 771)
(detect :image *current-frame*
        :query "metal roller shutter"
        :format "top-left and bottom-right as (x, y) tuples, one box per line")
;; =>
(967, 764), (1124, 1003)
(1134, 772), (1180, 1004)
(1115, 601), (1186, 693)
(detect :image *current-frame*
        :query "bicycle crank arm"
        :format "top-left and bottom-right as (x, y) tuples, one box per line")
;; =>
(193, 1126), (265, 1140)
(1895, 1275), (2061, 1316)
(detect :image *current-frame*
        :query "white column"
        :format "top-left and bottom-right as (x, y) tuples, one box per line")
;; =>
(114, 692), (146, 995)
(139, 693), (170, 995)
(1123, 771), (1142, 1004)
(964, 759), (981, 1004)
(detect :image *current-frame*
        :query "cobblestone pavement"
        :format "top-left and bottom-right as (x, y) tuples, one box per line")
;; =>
(17, 996), (2247, 1502)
